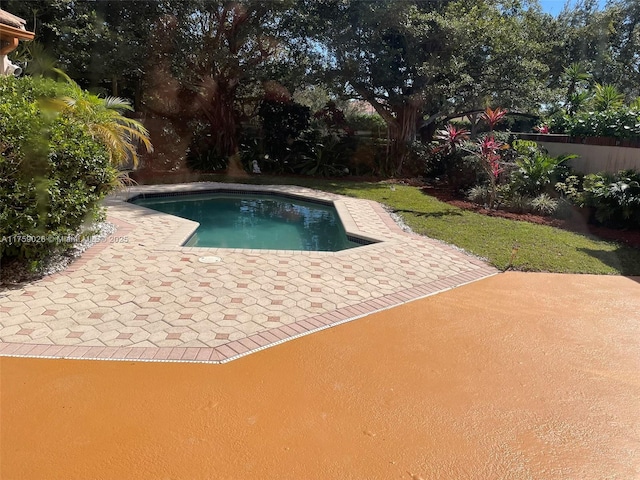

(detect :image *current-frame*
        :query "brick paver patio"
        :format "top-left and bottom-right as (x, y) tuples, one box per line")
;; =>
(0, 183), (498, 362)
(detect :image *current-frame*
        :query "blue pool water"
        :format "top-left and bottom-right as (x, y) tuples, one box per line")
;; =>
(131, 193), (361, 251)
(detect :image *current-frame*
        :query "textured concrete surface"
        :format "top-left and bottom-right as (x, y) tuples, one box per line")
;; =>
(1, 272), (639, 479)
(0, 183), (496, 362)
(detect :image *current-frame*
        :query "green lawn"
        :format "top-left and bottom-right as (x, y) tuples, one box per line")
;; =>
(140, 173), (640, 275)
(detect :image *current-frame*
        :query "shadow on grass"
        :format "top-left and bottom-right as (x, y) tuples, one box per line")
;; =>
(578, 247), (640, 277)
(393, 208), (463, 218)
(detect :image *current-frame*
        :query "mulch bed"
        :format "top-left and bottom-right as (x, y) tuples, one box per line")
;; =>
(418, 183), (640, 249)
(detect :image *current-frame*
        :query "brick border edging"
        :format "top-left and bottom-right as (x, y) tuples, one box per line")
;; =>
(0, 267), (498, 364)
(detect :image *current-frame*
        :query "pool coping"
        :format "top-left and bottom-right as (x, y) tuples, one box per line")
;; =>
(111, 182), (390, 254)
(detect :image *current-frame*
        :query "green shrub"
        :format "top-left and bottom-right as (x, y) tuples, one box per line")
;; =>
(259, 99), (311, 165)
(509, 140), (576, 197)
(505, 192), (533, 213)
(551, 109), (640, 139)
(289, 131), (352, 177)
(555, 174), (583, 202)
(0, 76), (117, 266)
(346, 113), (386, 134)
(186, 121), (229, 172)
(581, 170), (640, 228)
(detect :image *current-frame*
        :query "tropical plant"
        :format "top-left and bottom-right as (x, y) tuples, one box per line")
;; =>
(510, 140), (577, 196)
(0, 75), (117, 268)
(475, 135), (506, 208)
(429, 125), (475, 185)
(293, 133), (350, 177)
(10, 41), (60, 78)
(568, 91), (592, 115)
(591, 83), (625, 112)
(555, 175), (583, 203)
(581, 170), (640, 227)
(58, 79), (153, 168)
(481, 107), (508, 131)
(467, 185), (490, 205)
(434, 124), (470, 154)
(562, 62), (591, 115)
(505, 192), (533, 213)
(531, 193), (559, 215)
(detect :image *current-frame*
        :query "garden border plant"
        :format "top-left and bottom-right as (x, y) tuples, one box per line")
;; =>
(0, 74), (151, 275)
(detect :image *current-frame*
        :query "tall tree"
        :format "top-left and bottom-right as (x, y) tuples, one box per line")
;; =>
(142, 0), (309, 161)
(302, 0), (550, 174)
(4, 0), (164, 104)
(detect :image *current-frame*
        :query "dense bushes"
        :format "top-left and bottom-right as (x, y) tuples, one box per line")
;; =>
(550, 109), (640, 139)
(186, 100), (390, 177)
(0, 76), (117, 266)
(345, 112), (386, 133)
(556, 170), (640, 228)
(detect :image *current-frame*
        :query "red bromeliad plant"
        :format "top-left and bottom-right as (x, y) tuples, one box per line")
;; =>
(482, 107), (508, 131)
(434, 124), (470, 153)
(478, 135), (505, 208)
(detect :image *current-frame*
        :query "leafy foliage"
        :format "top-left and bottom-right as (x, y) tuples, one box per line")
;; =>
(481, 107), (508, 131)
(301, 0), (549, 174)
(472, 134), (507, 208)
(581, 170), (640, 228)
(530, 193), (559, 216)
(556, 109), (640, 138)
(0, 76), (117, 265)
(510, 140), (576, 196)
(60, 84), (153, 168)
(291, 132), (351, 177)
(259, 99), (311, 166)
(591, 84), (625, 112)
(434, 124), (470, 153)
(345, 113), (386, 133)
(467, 185), (490, 205)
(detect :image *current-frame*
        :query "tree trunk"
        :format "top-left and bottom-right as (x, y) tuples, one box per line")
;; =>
(388, 100), (422, 176)
(351, 86), (423, 176)
(469, 112), (481, 138)
(203, 81), (239, 163)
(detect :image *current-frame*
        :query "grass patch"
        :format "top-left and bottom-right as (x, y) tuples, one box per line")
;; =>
(136, 172), (640, 275)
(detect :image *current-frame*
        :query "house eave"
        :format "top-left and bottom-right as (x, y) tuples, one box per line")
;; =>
(0, 23), (35, 55)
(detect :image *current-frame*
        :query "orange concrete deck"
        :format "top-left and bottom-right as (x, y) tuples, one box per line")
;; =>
(1, 272), (639, 479)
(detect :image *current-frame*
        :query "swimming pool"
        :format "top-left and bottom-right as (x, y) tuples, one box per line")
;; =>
(131, 192), (365, 251)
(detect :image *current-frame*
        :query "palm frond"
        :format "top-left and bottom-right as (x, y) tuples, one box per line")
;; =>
(62, 91), (153, 169)
(103, 96), (134, 112)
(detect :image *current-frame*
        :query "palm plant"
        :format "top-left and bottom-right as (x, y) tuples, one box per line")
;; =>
(592, 84), (625, 112)
(568, 91), (591, 115)
(10, 41), (59, 78)
(510, 140), (576, 196)
(62, 91), (153, 168)
(45, 71), (152, 168)
(563, 62), (591, 114)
